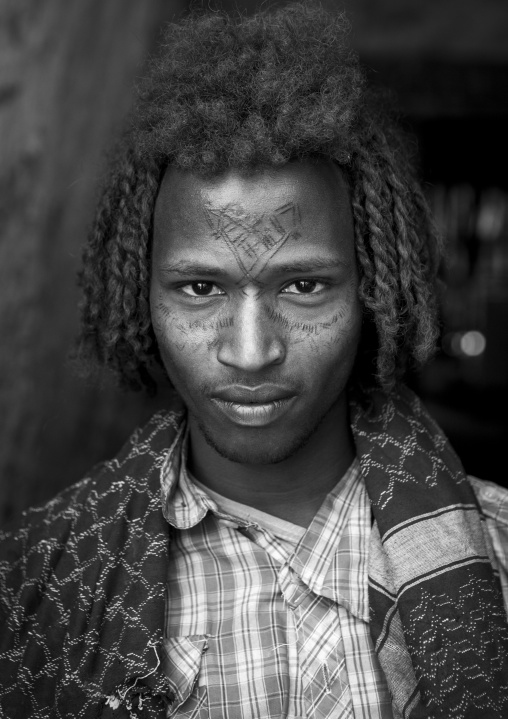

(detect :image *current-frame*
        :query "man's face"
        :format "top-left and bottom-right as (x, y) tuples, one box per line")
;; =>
(150, 160), (362, 465)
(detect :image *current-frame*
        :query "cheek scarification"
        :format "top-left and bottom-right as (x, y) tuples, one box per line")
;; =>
(266, 307), (349, 338)
(173, 315), (234, 334)
(154, 292), (236, 353)
(155, 301), (172, 320)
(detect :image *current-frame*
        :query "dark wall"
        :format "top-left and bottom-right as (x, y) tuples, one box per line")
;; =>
(0, 0), (186, 523)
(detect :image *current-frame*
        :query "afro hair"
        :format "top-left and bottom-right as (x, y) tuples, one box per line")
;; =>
(77, 2), (442, 393)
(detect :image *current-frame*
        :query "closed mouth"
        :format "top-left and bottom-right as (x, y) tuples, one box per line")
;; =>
(210, 394), (296, 426)
(211, 384), (296, 404)
(214, 398), (290, 411)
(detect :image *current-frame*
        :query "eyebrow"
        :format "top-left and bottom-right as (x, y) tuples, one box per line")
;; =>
(159, 262), (223, 278)
(159, 258), (350, 277)
(270, 259), (350, 273)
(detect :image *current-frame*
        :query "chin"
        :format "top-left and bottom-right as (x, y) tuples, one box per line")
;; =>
(195, 416), (320, 466)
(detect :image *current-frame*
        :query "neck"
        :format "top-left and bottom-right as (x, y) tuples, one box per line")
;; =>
(187, 398), (355, 527)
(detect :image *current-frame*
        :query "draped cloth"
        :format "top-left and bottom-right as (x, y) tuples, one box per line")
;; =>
(351, 385), (508, 718)
(1, 387), (508, 718)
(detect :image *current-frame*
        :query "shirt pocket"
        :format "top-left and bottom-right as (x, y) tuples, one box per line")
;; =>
(162, 635), (209, 718)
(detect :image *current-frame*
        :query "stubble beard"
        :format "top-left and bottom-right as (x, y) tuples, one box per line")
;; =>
(190, 399), (339, 466)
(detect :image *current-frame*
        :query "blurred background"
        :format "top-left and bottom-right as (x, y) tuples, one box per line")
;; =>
(1, 0), (507, 524)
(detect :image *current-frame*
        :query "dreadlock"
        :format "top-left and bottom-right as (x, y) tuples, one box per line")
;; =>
(77, 2), (442, 393)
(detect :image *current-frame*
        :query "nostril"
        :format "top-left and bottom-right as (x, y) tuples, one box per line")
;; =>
(216, 333), (285, 370)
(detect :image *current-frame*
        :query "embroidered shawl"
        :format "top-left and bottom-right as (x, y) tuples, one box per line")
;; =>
(351, 385), (508, 718)
(0, 386), (507, 718)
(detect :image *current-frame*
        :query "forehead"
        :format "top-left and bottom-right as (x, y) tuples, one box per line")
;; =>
(153, 160), (354, 263)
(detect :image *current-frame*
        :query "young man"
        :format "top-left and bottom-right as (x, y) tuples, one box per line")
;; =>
(1, 4), (507, 718)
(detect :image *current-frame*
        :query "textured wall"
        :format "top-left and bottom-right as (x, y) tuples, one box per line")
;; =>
(0, 0), (184, 523)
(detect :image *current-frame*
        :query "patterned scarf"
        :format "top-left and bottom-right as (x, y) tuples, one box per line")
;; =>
(351, 385), (508, 718)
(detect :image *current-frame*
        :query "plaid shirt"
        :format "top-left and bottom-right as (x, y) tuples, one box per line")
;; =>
(160, 424), (508, 719)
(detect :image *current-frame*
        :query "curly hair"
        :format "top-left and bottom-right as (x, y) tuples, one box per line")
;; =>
(77, 2), (442, 393)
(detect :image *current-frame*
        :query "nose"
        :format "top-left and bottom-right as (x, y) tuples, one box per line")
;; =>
(216, 295), (285, 371)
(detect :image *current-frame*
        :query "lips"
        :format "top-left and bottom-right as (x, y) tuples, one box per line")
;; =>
(209, 385), (297, 427)
(211, 384), (296, 404)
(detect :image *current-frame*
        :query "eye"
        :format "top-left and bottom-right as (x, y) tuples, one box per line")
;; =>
(180, 282), (224, 297)
(281, 279), (326, 295)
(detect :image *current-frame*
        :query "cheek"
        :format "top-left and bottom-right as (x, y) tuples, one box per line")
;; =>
(151, 290), (226, 365)
(325, 301), (363, 353)
(151, 306), (207, 395)
(315, 281), (362, 354)
(271, 288), (362, 357)
(303, 314), (362, 367)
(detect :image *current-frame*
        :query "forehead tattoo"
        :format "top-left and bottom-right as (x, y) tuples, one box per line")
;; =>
(203, 201), (302, 285)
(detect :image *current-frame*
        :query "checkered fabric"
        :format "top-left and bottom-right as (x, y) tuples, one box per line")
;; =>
(469, 476), (508, 613)
(160, 438), (392, 718)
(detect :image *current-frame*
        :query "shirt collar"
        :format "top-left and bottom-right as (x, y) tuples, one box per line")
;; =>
(160, 418), (213, 529)
(160, 414), (370, 621)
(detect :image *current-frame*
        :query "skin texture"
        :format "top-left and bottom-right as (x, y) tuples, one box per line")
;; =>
(150, 160), (362, 526)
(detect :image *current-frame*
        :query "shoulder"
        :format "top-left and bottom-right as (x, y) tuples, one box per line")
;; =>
(0, 407), (185, 714)
(469, 475), (508, 528)
(2, 407), (184, 536)
(469, 475), (508, 615)
(0, 406), (184, 614)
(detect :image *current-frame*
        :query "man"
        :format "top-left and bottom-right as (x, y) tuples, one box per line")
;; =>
(1, 4), (507, 718)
